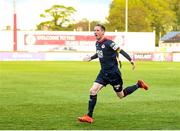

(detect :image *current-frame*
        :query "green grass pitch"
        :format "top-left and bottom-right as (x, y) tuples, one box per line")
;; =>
(0, 61), (180, 130)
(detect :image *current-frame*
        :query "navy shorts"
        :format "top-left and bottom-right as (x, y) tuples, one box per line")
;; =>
(95, 69), (123, 92)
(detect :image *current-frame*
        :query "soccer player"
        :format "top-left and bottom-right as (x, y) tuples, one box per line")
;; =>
(78, 24), (149, 123)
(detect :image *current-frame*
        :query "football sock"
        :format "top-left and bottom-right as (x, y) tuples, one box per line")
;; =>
(123, 84), (139, 97)
(87, 95), (97, 117)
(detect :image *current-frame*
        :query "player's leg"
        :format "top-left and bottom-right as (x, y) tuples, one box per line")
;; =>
(88, 82), (103, 117)
(115, 83), (140, 98)
(117, 84), (139, 98)
(123, 80), (149, 97)
(109, 70), (124, 98)
(78, 82), (103, 123)
(87, 70), (106, 118)
(78, 70), (105, 123)
(115, 80), (149, 98)
(111, 70), (149, 98)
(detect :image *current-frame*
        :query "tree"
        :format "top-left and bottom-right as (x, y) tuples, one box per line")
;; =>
(106, 0), (152, 32)
(128, 0), (152, 32)
(141, 0), (176, 45)
(167, 0), (180, 30)
(107, 0), (176, 46)
(72, 19), (101, 31)
(36, 5), (76, 30)
(106, 0), (125, 31)
(74, 18), (89, 31)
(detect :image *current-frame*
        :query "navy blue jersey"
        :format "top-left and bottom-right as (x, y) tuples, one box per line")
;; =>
(95, 38), (119, 72)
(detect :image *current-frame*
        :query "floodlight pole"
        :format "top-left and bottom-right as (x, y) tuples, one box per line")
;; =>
(125, 0), (128, 32)
(88, 20), (91, 32)
(13, 0), (17, 51)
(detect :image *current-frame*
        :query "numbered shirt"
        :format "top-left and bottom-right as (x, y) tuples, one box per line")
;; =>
(95, 38), (119, 71)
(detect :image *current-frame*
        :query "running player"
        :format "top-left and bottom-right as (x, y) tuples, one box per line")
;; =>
(78, 24), (149, 123)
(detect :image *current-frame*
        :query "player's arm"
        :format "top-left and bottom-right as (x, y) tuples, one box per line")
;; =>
(90, 53), (98, 60)
(110, 42), (135, 69)
(116, 50), (122, 68)
(119, 49), (135, 70)
(83, 53), (98, 62)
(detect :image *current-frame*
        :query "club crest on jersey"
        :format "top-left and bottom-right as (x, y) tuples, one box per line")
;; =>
(101, 44), (105, 48)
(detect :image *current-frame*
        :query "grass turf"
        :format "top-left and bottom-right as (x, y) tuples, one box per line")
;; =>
(0, 61), (180, 129)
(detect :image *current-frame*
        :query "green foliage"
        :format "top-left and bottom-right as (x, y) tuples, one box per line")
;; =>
(142, 0), (176, 45)
(73, 18), (90, 31)
(0, 61), (180, 129)
(107, 0), (152, 32)
(107, 0), (177, 46)
(36, 5), (76, 31)
(128, 0), (152, 32)
(107, 0), (126, 31)
(35, 1), (180, 34)
(168, 0), (180, 30)
(73, 19), (101, 31)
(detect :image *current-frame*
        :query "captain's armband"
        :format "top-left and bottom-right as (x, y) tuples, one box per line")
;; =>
(110, 42), (119, 51)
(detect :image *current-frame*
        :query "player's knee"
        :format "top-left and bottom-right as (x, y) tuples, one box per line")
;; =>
(116, 93), (124, 99)
(89, 88), (97, 95)
(113, 84), (124, 99)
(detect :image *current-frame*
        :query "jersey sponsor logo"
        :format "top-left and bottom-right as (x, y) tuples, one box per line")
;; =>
(110, 42), (119, 50)
(97, 50), (103, 58)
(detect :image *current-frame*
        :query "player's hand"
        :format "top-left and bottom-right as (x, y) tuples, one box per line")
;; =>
(130, 60), (135, 70)
(83, 55), (91, 62)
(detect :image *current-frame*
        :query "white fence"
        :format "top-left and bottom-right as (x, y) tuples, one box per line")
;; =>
(3, 30), (179, 61)
(0, 31), (155, 52)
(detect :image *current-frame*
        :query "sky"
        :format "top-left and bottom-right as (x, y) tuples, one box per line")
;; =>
(0, 0), (112, 30)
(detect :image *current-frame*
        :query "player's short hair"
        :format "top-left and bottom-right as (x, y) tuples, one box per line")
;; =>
(96, 24), (106, 32)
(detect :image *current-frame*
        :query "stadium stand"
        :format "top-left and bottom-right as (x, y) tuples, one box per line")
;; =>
(161, 31), (180, 42)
